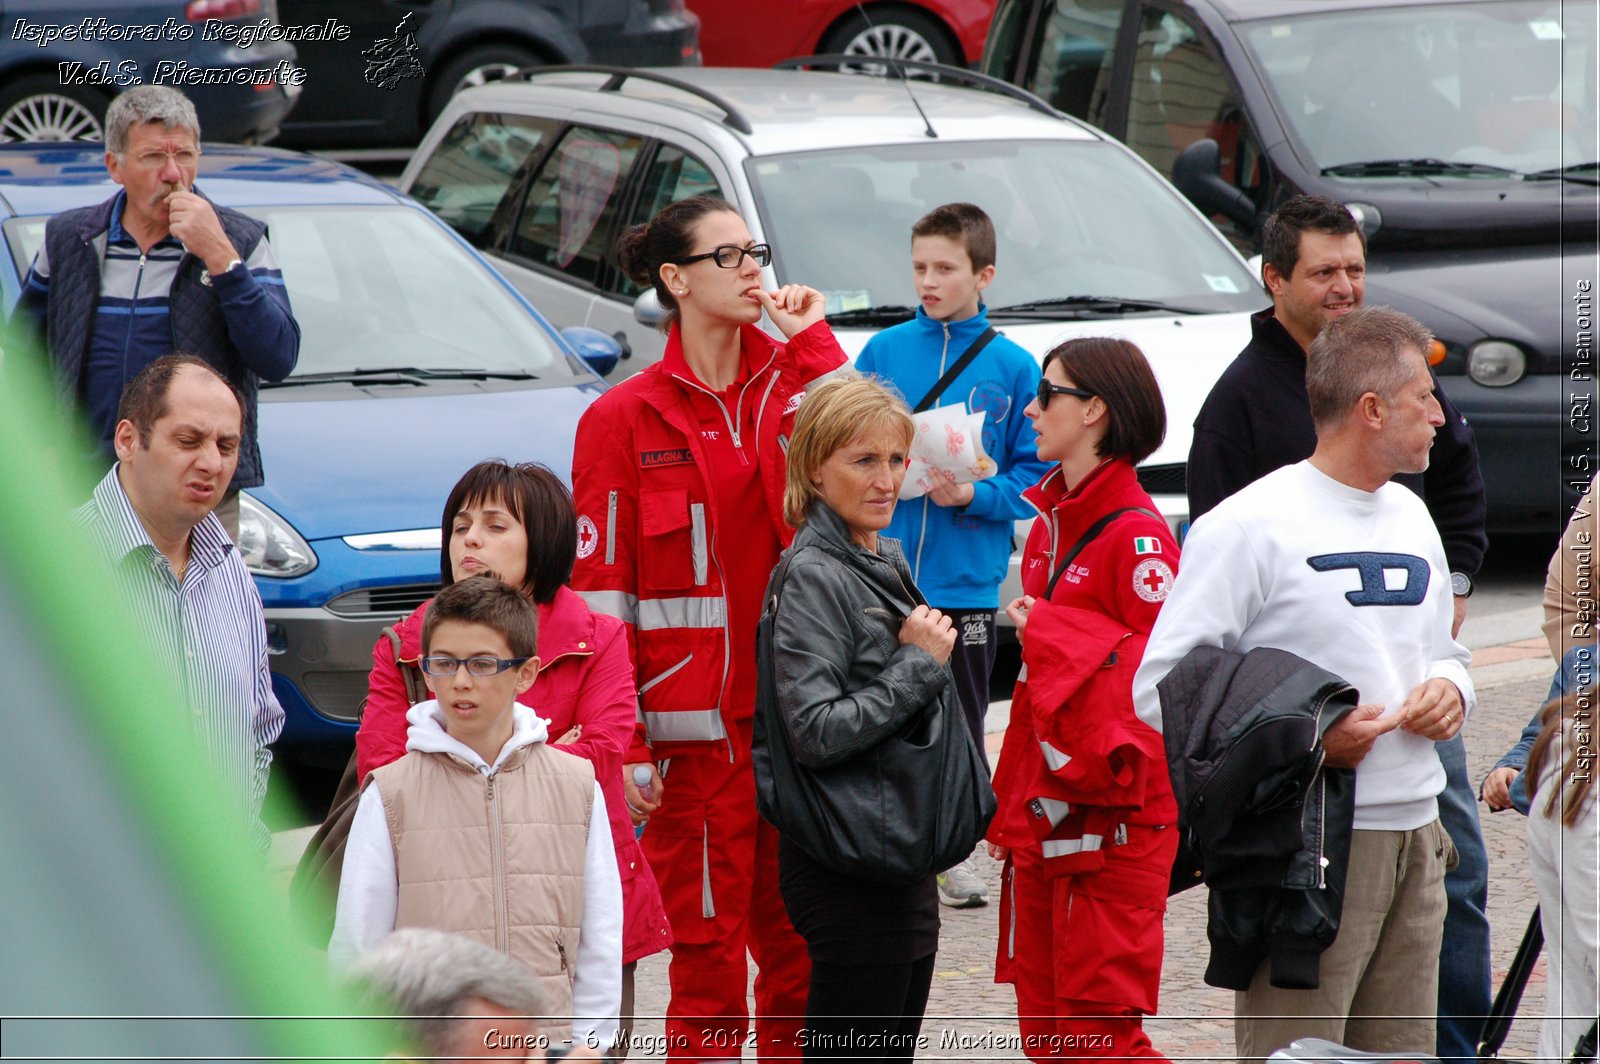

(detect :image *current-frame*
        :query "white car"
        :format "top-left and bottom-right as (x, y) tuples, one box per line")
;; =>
(400, 61), (1265, 614)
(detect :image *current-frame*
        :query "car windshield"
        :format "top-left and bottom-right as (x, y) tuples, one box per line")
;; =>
(1239, 1), (1598, 176)
(7, 205), (575, 379)
(746, 139), (1260, 318)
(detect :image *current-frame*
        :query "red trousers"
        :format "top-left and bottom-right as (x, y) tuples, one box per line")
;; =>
(995, 830), (1176, 1063)
(644, 725), (810, 1062)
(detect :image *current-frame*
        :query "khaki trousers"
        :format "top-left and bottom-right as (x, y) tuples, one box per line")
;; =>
(1235, 819), (1456, 1062)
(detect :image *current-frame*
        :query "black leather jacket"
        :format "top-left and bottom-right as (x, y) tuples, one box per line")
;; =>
(767, 500), (955, 769)
(752, 499), (995, 884)
(1157, 644), (1359, 990)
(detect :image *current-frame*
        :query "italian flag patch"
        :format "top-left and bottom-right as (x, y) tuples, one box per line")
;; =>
(1133, 536), (1161, 555)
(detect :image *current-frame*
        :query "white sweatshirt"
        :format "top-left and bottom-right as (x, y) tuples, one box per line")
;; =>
(329, 702), (623, 1048)
(1133, 461), (1474, 830)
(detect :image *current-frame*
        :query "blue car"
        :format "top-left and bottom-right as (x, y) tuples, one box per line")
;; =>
(0, 141), (616, 760)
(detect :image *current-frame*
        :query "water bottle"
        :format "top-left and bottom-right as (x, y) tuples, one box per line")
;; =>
(632, 764), (654, 803)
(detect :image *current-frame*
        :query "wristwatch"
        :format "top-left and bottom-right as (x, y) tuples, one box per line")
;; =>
(1450, 571), (1473, 597)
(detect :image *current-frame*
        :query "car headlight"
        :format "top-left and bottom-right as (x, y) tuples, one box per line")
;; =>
(237, 493), (317, 578)
(1466, 340), (1526, 387)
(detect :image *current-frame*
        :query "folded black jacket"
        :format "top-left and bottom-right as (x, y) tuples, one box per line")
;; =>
(1157, 644), (1358, 990)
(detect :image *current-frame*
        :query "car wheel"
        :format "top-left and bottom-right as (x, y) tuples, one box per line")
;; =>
(821, 7), (960, 67)
(0, 77), (108, 143)
(426, 44), (541, 124)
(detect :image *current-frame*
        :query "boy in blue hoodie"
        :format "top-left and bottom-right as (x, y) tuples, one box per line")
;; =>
(856, 202), (1049, 908)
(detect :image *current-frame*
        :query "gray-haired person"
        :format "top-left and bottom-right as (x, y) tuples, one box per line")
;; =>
(342, 928), (602, 1062)
(9, 84), (298, 538)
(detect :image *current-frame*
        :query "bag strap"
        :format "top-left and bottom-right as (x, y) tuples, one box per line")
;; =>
(1044, 506), (1162, 599)
(1478, 907), (1545, 1059)
(381, 624), (430, 709)
(913, 326), (998, 413)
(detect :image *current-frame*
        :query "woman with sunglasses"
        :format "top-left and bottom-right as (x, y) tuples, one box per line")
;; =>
(570, 194), (847, 1063)
(354, 460), (670, 1060)
(987, 337), (1182, 1062)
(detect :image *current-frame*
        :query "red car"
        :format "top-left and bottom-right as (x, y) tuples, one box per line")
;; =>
(690, 0), (994, 67)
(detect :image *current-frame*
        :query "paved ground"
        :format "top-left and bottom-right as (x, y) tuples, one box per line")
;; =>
(270, 603), (1569, 1062)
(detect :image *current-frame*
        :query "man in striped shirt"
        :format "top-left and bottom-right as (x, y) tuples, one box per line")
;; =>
(76, 356), (285, 850)
(11, 85), (298, 539)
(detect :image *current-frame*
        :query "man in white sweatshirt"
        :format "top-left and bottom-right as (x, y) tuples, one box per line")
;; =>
(1134, 305), (1474, 1061)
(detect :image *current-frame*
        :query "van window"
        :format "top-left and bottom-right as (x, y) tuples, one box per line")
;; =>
(1016, 0), (1124, 126)
(614, 144), (726, 297)
(406, 113), (557, 247)
(1126, 9), (1261, 249)
(510, 126), (644, 287)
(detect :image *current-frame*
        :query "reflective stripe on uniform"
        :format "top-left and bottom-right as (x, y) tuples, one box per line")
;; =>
(638, 595), (725, 630)
(1042, 834), (1104, 859)
(643, 708), (728, 743)
(1035, 796), (1071, 829)
(1017, 662), (1028, 683)
(577, 589), (637, 624)
(1040, 739), (1072, 772)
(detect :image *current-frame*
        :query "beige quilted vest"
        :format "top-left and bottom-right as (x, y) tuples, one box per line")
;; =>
(371, 743), (596, 1018)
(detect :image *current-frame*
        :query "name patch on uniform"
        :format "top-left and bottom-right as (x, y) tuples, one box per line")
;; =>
(784, 391), (805, 416)
(1133, 536), (1162, 555)
(639, 448), (694, 468)
(1133, 559), (1174, 602)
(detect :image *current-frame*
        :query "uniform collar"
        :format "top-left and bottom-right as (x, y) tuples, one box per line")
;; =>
(911, 303), (993, 341)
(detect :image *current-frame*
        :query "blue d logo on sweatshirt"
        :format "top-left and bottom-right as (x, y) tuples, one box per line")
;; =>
(1306, 552), (1431, 606)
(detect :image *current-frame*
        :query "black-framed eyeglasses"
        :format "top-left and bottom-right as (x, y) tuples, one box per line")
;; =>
(1037, 379), (1096, 410)
(420, 654), (531, 677)
(674, 243), (772, 269)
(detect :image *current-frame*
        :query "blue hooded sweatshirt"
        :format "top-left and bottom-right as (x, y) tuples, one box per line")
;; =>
(857, 305), (1049, 608)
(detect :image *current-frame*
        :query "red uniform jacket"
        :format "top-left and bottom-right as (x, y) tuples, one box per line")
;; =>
(569, 321), (848, 762)
(354, 585), (672, 963)
(989, 460), (1180, 877)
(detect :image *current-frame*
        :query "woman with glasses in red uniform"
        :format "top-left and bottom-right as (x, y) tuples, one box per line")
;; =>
(570, 195), (848, 1062)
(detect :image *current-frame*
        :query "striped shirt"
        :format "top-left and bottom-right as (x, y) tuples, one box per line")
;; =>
(75, 467), (285, 850)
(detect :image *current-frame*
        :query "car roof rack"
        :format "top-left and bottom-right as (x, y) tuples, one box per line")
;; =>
(774, 55), (1063, 120)
(509, 65), (754, 135)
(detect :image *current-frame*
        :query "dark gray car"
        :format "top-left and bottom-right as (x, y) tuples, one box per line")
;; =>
(983, 0), (1599, 534)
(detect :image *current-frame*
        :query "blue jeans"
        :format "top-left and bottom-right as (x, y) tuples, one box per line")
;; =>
(1435, 733), (1491, 1062)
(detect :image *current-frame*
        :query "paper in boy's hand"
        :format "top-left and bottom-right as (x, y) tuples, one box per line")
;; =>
(899, 404), (996, 500)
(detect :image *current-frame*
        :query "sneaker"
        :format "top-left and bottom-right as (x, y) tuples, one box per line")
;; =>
(936, 852), (989, 908)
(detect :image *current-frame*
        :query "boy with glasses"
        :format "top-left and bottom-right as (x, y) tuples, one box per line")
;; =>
(331, 576), (622, 1054)
(856, 202), (1049, 909)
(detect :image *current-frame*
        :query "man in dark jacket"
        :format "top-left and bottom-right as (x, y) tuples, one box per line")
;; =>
(9, 85), (298, 538)
(1185, 195), (1491, 1064)
(1137, 306), (1474, 1060)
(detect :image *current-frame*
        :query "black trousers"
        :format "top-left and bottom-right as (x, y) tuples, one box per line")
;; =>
(936, 606), (998, 770)
(802, 953), (937, 1062)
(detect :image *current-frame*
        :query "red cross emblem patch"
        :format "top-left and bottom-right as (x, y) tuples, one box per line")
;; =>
(576, 515), (599, 559)
(1133, 558), (1173, 602)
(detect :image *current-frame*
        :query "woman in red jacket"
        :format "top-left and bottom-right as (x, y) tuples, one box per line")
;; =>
(570, 194), (847, 1063)
(355, 459), (670, 1058)
(987, 337), (1181, 1062)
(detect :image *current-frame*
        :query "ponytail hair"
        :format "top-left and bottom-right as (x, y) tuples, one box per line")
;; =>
(615, 194), (738, 327)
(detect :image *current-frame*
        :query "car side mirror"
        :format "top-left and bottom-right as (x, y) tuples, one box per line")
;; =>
(1172, 139), (1258, 233)
(560, 326), (623, 378)
(632, 288), (669, 329)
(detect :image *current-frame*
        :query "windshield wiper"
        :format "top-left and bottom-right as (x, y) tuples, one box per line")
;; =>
(1321, 158), (1518, 179)
(263, 367), (537, 388)
(1524, 161), (1600, 186)
(989, 295), (1203, 318)
(826, 304), (917, 326)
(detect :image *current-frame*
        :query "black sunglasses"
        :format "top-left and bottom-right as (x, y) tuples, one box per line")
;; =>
(1037, 379), (1096, 409)
(674, 243), (772, 269)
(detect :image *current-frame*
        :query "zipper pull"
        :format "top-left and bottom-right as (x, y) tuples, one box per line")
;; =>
(731, 431), (750, 467)
(557, 940), (568, 971)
